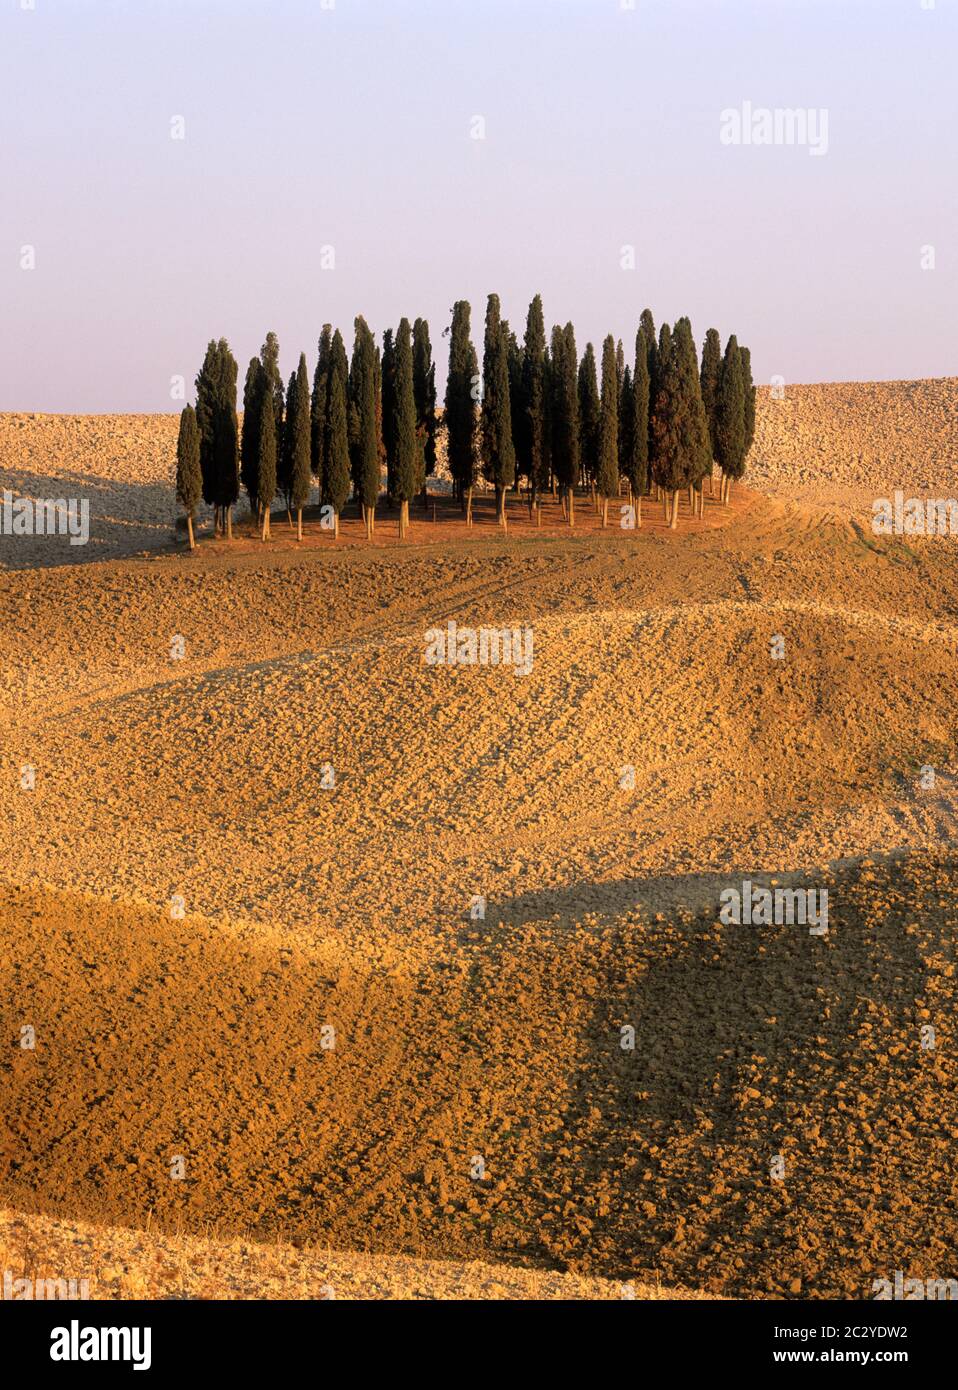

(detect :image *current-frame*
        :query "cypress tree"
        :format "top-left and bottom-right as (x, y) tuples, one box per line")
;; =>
(381, 328), (397, 501)
(481, 294), (516, 527)
(551, 323), (580, 524)
(311, 326), (332, 504)
(208, 339), (239, 537)
(349, 315), (380, 537)
(700, 327), (722, 471)
(639, 309), (657, 388)
(618, 363), (635, 502)
(616, 339), (625, 394)
(577, 343), (600, 501)
(507, 326), (523, 485)
(672, 317), (712, 519)
(392, 318), (420, 538)
(175, 403), (202, 550)
(240, 357), (263, 520)
(289, 353), (312, 540)
(445, 300), (478, 524)
(741, 345), (756, 461)
(597, 335), (620, 526)
(412, 318), (437, 499)
(648, 322), (671, 514)
(715, 335), (746, 504)
(650, 322), (690, 528)
(260, 331), (284, 468)
(194, 340), (224, 522)
(278, 371), (296, 521)
(631, 328), (651, 518)
(257, 386), (277, 540)
(520, 294), (547, 515)
(325, 364), (351, 537)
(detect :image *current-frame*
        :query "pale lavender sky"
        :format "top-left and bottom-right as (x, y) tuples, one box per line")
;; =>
(1, 0), (955, 412)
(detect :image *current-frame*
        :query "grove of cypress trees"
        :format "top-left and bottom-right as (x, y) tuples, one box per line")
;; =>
(289, 353), (312, 540)
(715, 335), (746, 504)
(391, 318), (421, 538)
(578, 343), (600, 505)
(175, 403), (202, 550)
(412, 318), (437, 502)
(481, 294), (516, 528)
(445, 300), (478, 524)
(349, 315), (380, 537)
(325, 364), (351, 537)
(597, 334), (620, 526)
(257, 387), (277, 540)
(311, 325), (332, 505)
(551, 322), (580, 524)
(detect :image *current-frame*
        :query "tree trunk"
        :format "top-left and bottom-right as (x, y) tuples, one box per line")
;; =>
(466, 487), (473, 527)
(186, 513), (195, 550)
(297, 507), (303, 542)
(663, 491), (670, 523)
(226, 508), (232, 540)
(636, 493), (642, 529)
(261, 509), (270, 541)
(334, 510), (339, 539)
(567, 487), (575, 527)
(670, 490), (679, 529)
(602, 496), (609, 527)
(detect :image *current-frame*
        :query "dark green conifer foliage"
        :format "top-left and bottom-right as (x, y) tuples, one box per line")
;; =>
(616, 339), (625, 394)
(288, 353), (312, 539)
(700, 328), (722, 467)
(715, 335), (746, 502)
(349, 315), (380, 536)
(445, 300), (479, 522)
(649, 322), (691, 527)
(597, 334), (620, 525)
(311, 325), (333, 498)
(578, 343), (600, 490)
(260, 331), (284, 464)
(391, 318), (421, 538)
(618, 363), (635, 494)
(639, 309), (657, 388)
(325, 366), (351, 535)
(412, 318), (438, 487)
(507, 326), (523, 474)
(519, 294), (548, 511)
(480, 294), (516, 526)
(381, 329), (398, 501)
(741, 345), (756, 459)
(672, 317), (713, 514)
(257, 386), (277, 540)
(175, 403), (202, 549)
(551, 323), (580, 523)
(278, 371), (296, 513)
(240, 357), (263, 517)
(631, 329), (651, 499)
(194, 338), (239, 535)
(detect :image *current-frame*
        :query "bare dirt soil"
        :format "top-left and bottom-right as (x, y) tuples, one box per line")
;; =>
(1, 384), (957, 1299)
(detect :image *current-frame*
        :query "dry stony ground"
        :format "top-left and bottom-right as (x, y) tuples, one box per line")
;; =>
(1, 383), (957, 1301)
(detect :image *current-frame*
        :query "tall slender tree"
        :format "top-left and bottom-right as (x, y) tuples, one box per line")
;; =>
(381, 328), (398, 502)
(412, 318), (437, 501)
(741, 345), (756, 461)
(715, 335), (746, 503)
(311, 326), (333, 505)
(520, 294), (548, 515)
(597, 335), (620, 526)
(278, 370), (296, 520)
(240, 357), (263, 520)
(578, 343), (600, 501)
(391, 318), (421, 538)
(700, 327), (722, 496)
(445, 300), (479, 524)
(260, 331), (284, 465)
(257, 387), (277, 540)
(324, 365), (351, 537)
(551, 323), (580, 524)
(175, 403), (202, 550)
(672, 317), (712, 519)
(288, 353), (312, 540)
(630, 328), (651, 521)
(481, 294), (516, 527)
(349, 315), (380, 537)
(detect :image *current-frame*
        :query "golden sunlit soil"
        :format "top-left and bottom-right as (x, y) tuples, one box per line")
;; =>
(1, 386), (957, 1299)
